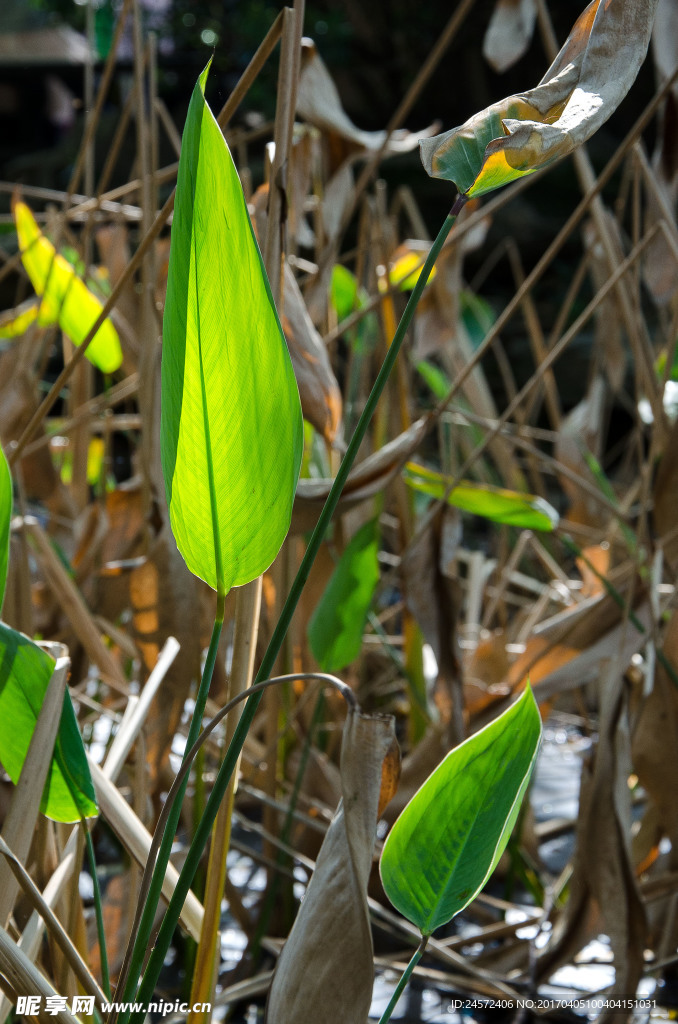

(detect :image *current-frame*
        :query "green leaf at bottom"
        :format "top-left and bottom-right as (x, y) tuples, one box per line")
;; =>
(380, 686), (541, 935)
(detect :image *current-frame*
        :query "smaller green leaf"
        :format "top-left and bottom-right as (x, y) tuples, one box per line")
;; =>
(330, 265), (359, 321)
(308, 519), (380, 672)
(380, 686), (541, 935)
(415, 360), (450, 401)
(0, 625), (98, 822)
(0, 445), (10, 609)
(460, 290), (494, 350)
(403, 462), (559, 532)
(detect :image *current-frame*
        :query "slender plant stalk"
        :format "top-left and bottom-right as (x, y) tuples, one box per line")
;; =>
(83, 823), (111, 1000)
(123, 199), (464, 1024)
(377, 935), (428, 1024)
(187, 578), (262, 1020)
(114, 592), (226, 1016)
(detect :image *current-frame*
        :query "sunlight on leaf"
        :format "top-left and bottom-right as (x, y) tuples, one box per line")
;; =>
(161, 63), (303, 594)
(380, 686), (541, 934)
(0, 298), (39, 340)
(421, 0), (659, 197)
(0, 626), (98, 822)
(308, 519), (380, 671)
(13, 201), (122, 373)
(403, 462), (559, 531)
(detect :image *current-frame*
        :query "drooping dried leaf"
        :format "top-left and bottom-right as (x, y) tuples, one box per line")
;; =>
(555, 373), (608, 526)
(265, 709), (396, 1024)
(422, 0), (660, 197)
(297, 39), (435, 155)
(537, 662), (646, 1012)
(281, 262), (343, 444)
(402, 508), (464, 743)
(633, 610), (678, 863)
(292, 417), (430, 533)
(482, 0), (537, 73)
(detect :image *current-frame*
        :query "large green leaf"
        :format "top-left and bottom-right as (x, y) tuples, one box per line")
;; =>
(13, 202), (122, 374)
(0, 445), (10, 609)
(380, 686), (541, 935)
(308, 519), (380, 672)
(0, 625), (98, 822)
(403, 462), (559, 531)
(161, 64), (303, 594)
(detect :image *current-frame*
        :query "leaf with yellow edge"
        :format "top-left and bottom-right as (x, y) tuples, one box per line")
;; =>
(378, 245), (438, 293)
(0, 298), (40, 340)
(421, 0), (659, 197)
(404, 462), (559, 531)
(13, 201), (122, 373)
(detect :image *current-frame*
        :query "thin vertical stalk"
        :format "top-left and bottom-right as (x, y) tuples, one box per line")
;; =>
(377, 935), (428, 1024)
(186, 579), (262, 1021)
(114, 593), (226, 1017)
(127, 200), (463, 1024)
(83, 824), (110, 1000)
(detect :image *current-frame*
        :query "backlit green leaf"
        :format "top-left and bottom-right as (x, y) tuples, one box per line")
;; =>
(0, 625), (98, 822)
(308, 519), (380, 672)
(0, 298), (39, 340)
(13, 202), (122, 374)
(403, 462), (558, 531)
(161, 64), (303, 594)
(380, 686), (541, 935)
(0, 445), (10, 610)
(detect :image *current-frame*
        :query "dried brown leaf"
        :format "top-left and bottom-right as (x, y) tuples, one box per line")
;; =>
(292, 417), (430, 533)
(265, 709), (396, 1024)
(297, 40), (435, 155)
(422, 0), (660, 197)
(537, 662), (646, 1018)
(402, 508), (464, 743)
(281, 262), (343, 444)
(482, 0), (537, 74)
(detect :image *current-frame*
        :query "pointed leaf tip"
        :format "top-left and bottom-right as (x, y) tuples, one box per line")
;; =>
(161, 65), (303, 593)
(380, 686), (541, 934)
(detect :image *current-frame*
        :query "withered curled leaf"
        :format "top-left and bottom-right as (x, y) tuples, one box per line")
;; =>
(266, 709), (397, 1024)
(421, 0), (660, 197)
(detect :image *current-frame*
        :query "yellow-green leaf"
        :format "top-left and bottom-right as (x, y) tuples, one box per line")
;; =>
(13, 201), (122, 373)
(404, 462), (559, 531)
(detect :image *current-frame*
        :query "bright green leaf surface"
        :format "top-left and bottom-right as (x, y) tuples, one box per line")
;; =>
(14, 202), (122, 374)
(161, 64), (303, 593)
(380, 686), (541, 935)
(0, 299), (39, 340)
(415, 360), (450, 401)
(0, 625), (98, 822)
(403, 463), (559, 532)
(330, 264), (359, 321)
(0, 446), (10, 609)
(308, 519), (380, 672)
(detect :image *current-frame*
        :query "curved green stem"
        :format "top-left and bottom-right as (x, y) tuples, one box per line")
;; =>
(126, 201), (463, 1024)
(378, 934), (428, 1024)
